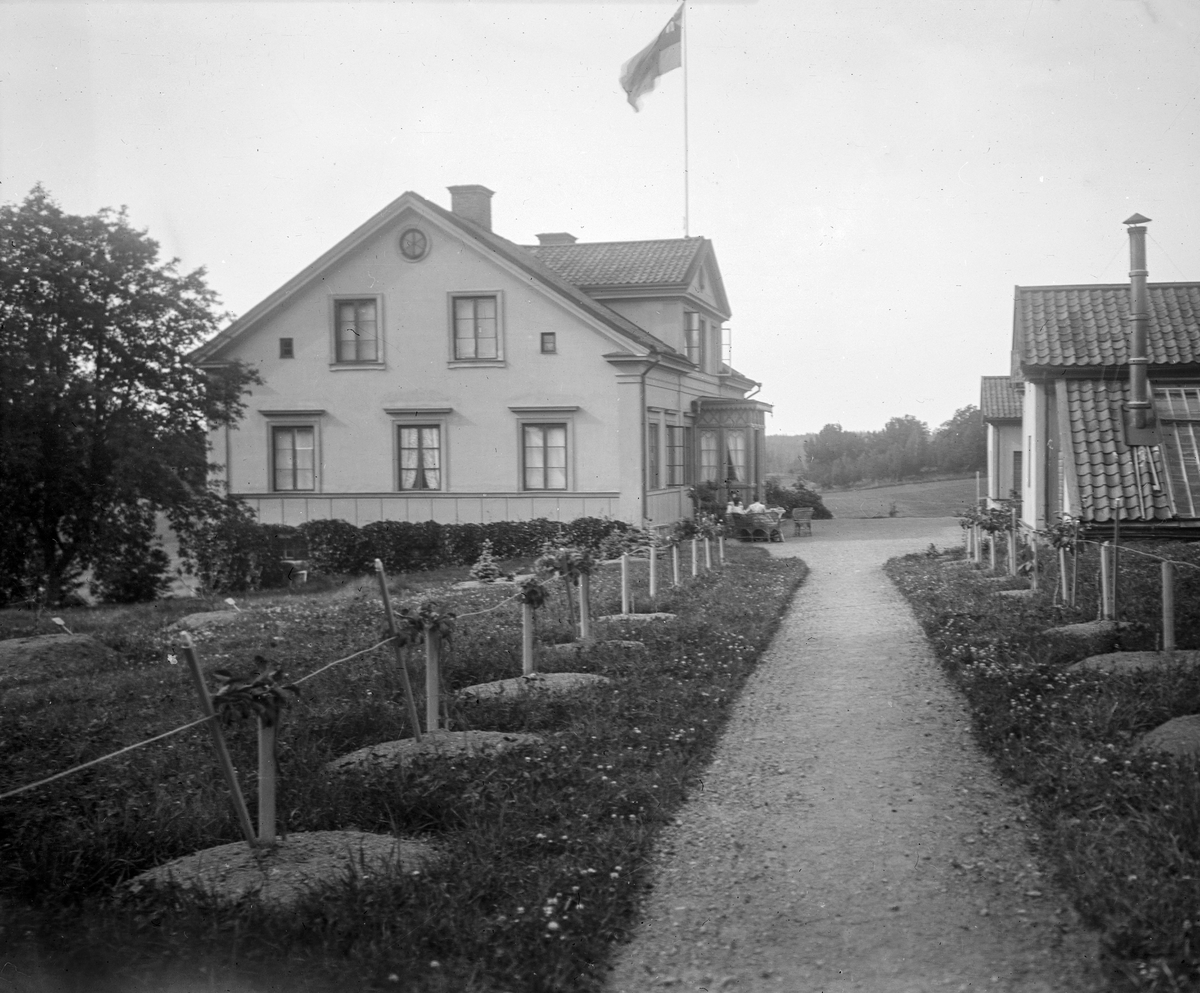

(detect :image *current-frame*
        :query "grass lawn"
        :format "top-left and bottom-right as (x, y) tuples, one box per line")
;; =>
(887, 541), (1200, 991)
(1, 544), (806, 993)
(819, 475), (978, 519)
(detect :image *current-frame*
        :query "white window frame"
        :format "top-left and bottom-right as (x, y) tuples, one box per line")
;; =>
(448, 291), (505, 367)
(261, 410), (325, 493)
(329, 295), (385, 369)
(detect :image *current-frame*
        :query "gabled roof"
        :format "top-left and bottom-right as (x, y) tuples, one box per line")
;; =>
(192, 192), (680, 363)
(526, 237), (731, 317)
(1014, 283), (1200, 370)
(980, 375), (1022, 421)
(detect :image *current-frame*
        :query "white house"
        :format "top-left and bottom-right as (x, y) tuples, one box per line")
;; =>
(192, 185), (771, 528)
(980, 375), (1022, 506)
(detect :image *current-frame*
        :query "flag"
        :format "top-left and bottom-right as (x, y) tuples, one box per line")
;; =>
(619, 4), (683, 112)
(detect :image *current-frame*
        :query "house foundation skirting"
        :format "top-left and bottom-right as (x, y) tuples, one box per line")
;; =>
(239, 493), (624, 527)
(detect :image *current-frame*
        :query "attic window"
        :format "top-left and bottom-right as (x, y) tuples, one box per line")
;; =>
(399, 228), (428, 262)
(279, 337), (294, 359)
(540, 332), (557, 354)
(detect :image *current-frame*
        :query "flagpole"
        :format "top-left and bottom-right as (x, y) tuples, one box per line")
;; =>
(682, 0), (690, 237)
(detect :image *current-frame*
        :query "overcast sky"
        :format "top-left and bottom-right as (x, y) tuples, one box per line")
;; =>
(3, 0), (1198, 436)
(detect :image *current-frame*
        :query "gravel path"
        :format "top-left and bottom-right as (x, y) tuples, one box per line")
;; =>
(606, 518), (1105, 993)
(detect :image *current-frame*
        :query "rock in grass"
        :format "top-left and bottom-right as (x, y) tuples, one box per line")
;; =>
(1069, 650), (1200, 675)
(541, 640), (646, 657)
(596, 612), (677, 623)
(1135, 715), (1200, 758)
(457, 671), (612, 702)
(128, 831), (437, 910)
(326, 730), (543, 773)
(167, 610), (242, 632)
(0, 633), (118, 683)
(1041, 619), (1123, 656)
(993, 589), (1034, 599)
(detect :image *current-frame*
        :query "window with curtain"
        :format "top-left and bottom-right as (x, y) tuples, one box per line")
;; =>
(272, 426), (315, 491)
(700, 430), (719, 482)
(398, 425), (441, 490)
(453, 295), (498, 360)
(523, 423), (567, 490)
(725, 430), (747, 484)
(666, 425), (684, 485)
(334, 299), (378, 363)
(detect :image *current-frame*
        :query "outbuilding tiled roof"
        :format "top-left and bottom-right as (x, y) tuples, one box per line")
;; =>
(980, 376), (1022, 420)
(526, 238), (706, 287)
(1064, 380), (1175, 522)
(1015, 283), (1200, 369)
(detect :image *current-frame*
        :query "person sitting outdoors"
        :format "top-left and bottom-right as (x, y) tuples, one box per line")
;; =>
(746, 495), (767, 514)
(725, 495), (744, 517)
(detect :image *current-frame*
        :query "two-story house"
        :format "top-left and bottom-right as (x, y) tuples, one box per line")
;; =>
(192, 185), (771, 528)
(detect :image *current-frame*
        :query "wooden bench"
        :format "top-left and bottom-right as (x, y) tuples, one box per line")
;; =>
(728, 511), (785, 543)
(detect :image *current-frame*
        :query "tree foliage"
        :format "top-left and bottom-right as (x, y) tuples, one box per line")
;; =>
(0, 185), (259, 603)
(802, 407), (985, 489)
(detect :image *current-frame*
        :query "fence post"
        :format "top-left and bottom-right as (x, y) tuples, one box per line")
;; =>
(649, 546), (658, 599)
(989, 531), (997, 573)
(1162, 560), (1176, 655)
(257, 717), (276, 845)
(181, 633), (257, 848)
(704, 537), (712, 570)
(1030, 538), (1039, 592)
(578, 573), (592, 642)
(522, 602), (535, 675)
(620, 553), (631, 614)
(691, 538), (699, 578)
(718, 534), (726, 565)
(1008, 510), (1018, 578)
(974, 525), (983, 565)
(1100, 541), (1112, 620)
(672, 544), (680, 586)
(425, 630), (440, 733)
(374, 560), (422, 743)
(1059, 547), (1070, 604)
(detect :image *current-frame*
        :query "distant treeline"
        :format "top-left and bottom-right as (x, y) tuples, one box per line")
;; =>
(767, 406), (986, 489)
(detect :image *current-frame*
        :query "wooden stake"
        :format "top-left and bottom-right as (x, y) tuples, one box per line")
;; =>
(718, 534), (725, 565)
(579, 573), (592, 641)
(691, 538), (698, 578)
(1030, 538), (1039, 592)
(1059, 547), (1069, 604)
(425, 630), (440, 733)
(989, 533), (997, 572)
(672, 544), (680, 586)
(257, 718), (276, 846)
(649, 546), (658, 598)
(1100, 541), (1112, 620)
(374, 560), (422, 743)
(181, 634), (257, 849)
(704, 537), (712, 570)
(620, 553), (631, 614)
(1008, 510), (1018, 578)
(1162, 560), (1176, 655)
(522, 602), (535, 675)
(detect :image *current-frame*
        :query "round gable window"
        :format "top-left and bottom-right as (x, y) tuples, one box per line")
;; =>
(399, 228), (428, 261)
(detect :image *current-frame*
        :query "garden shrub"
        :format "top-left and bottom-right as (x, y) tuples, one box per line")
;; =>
(298, 519), (371, 575)
(88, 504), (171, 603)
(177, 497), (271, 594)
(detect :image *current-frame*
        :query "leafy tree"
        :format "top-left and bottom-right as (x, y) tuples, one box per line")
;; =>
(0, 186), (259, 604)
(929, 405), (986, 473)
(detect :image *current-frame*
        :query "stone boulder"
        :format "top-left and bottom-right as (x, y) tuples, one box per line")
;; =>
(1135, 715), (1200, 759)
(1069, 650), (1200, 675)
(326, 729), (543, 773)
(542, 640), (645, 658)
(456, 671), (612, 702)
(596, 612), (677, 623)
(129, 831), (438, 910)
(0, 633), (119, 686)
(167, 610), (243, 632)
(1040, 620), (1123, 662)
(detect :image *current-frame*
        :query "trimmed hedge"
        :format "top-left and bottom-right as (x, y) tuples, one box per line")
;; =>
(188, 516), (635, 592)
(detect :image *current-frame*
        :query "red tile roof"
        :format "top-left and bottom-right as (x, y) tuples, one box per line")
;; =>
(526, 238), (706, 287)
(1015, 283), (1200, 369)
(980, 376), (1022, 420)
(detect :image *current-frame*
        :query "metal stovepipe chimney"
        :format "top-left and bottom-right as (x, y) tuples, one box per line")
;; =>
(1123, 213), (1157, 445)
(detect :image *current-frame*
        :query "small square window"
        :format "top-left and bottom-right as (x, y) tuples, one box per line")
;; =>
(279, 337), (294, 359)
(540, 332), (557, 354)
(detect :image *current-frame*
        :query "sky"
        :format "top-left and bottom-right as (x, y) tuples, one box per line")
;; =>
(2, 0), (1199, 437)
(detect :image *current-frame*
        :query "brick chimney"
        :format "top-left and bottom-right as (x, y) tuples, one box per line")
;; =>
(536, 232), (577, 246)
(447, 185), (494, 231)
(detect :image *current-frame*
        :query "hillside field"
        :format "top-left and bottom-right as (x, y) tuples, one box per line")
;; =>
(817, 475), (979, 519)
